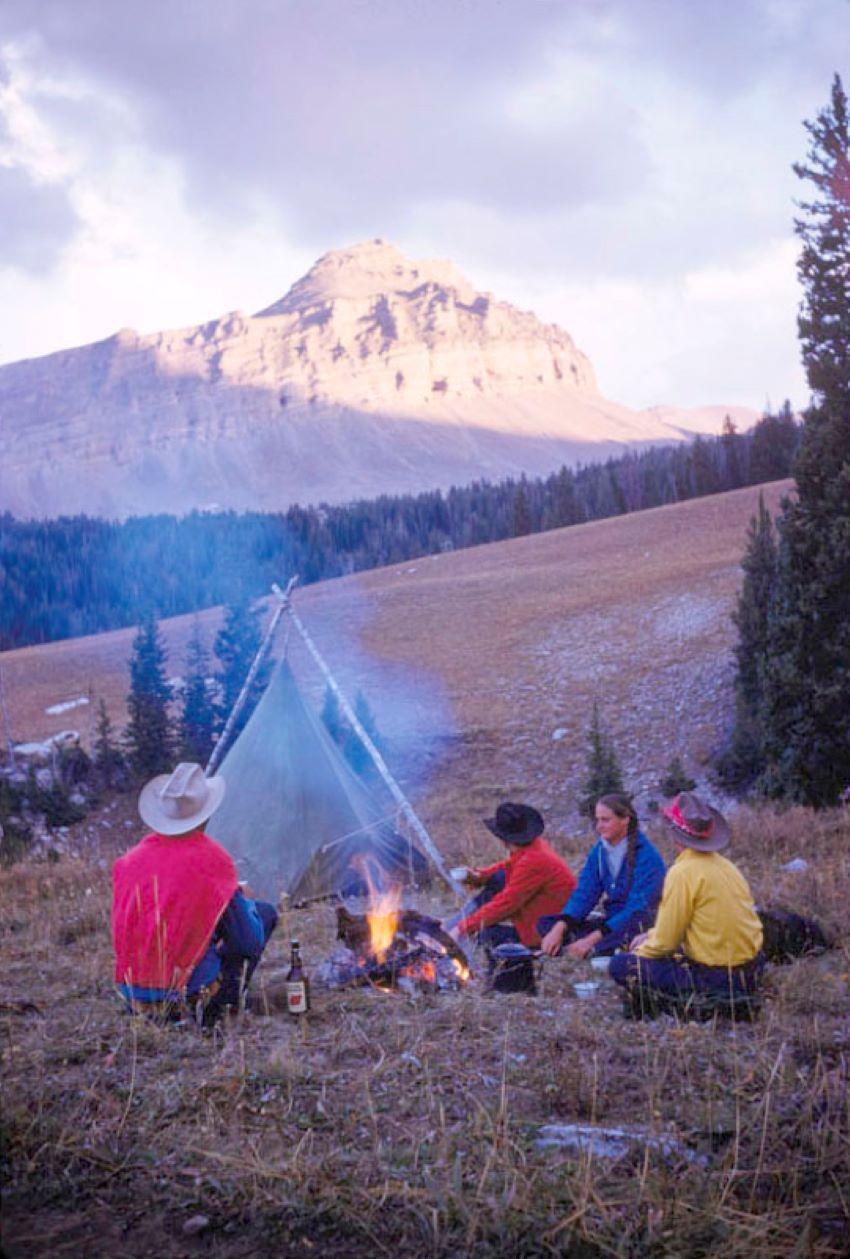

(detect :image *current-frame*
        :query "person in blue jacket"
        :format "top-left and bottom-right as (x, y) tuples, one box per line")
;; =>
(538, 793), (665, 959)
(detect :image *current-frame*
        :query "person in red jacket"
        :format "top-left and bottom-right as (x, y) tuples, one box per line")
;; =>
(445, 802), (576, 953)
(113, 762), (277, 1024)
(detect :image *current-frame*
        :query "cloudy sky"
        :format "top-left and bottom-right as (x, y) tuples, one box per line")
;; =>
(0, 0), (844, 409)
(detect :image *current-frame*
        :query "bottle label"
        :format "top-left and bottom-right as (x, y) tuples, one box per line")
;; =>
(286, 980), (308, 1014)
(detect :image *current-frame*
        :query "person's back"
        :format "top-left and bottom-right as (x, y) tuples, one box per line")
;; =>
(112, 762), (277, 1020)
(113, 828), (237, 993)
(610, 792), (765, 1014)
(636, 848), (762, 968)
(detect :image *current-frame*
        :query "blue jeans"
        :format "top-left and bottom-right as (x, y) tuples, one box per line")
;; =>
(608, 950), (765, 1000)
(447, 871), (520, 950)
(536, 913), (652, 956)
(193, 899), (278, 1017)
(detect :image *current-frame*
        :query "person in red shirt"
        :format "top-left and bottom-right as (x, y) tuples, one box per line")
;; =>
(445, 802), (576, 954)
(113, 762), (277, 1024)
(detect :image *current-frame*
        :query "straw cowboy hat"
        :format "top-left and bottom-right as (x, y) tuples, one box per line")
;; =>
(138, 762), (226, 836)
(661, 791), (730, 852)
(484, 802), (545, 847)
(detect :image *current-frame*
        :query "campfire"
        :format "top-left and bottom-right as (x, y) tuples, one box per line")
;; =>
(318, 874), (472, 993)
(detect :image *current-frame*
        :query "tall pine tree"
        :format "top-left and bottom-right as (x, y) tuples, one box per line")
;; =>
(125, 615), (174, 778)
(179, 621), (216, 765)
(717, 495), (778, 787)
(733, 494), (778, 715)
(578, 701), (624, 817)
(214, 597), (272, 739)
(93, 698), (128, 790)
(758, 75), (850, 805)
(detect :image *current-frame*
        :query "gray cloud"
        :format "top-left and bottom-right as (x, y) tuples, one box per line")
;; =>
(0, 0), (845, 279)
(0, 162), (78, 272)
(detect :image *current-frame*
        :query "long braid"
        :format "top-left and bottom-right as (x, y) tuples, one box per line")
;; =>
(624, 809), (638, 899)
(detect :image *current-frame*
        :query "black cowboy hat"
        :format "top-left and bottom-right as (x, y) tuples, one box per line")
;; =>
(483, 802), (545, 847)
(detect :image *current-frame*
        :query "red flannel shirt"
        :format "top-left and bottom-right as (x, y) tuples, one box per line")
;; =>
(457, 836), (577, 947)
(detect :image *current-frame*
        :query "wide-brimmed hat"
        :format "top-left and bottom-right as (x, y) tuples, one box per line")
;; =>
(661, 791), (730, 852)
(484, 802), (545, 847)
(138, 762), (226, 836)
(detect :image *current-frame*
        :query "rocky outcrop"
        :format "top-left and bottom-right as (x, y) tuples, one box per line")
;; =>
(0, 240), (755, 517)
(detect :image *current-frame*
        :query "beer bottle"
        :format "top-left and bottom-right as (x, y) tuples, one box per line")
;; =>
(286, 939), (310, 1016)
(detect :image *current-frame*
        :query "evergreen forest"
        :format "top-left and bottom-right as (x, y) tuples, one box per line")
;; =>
(1, 407), (798, 651)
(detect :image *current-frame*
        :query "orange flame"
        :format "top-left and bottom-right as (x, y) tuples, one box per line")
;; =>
(350, 853), (403, 963)
(367, 888), (402, 962)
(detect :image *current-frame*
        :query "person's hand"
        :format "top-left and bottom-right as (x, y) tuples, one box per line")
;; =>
(629, 931), (649, 951)
(565, 931), (601, 960)
(540, 921), (567, 957)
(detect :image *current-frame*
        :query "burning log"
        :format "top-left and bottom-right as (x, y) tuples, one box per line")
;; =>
(322, 905), (472, 991)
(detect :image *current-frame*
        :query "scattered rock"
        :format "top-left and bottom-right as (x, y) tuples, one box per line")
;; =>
(536, 1122), (706, 1163)
(182, 1214), (210, 1236)
(781, 857), (809, 873)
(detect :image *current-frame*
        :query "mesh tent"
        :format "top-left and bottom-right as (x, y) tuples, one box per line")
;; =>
(208, 659), (428, 901)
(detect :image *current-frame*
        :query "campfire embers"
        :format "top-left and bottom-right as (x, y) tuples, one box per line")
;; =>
(317, 904), (471, 993)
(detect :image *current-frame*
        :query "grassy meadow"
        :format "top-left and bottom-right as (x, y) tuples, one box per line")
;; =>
(1, 802), (847, 1258)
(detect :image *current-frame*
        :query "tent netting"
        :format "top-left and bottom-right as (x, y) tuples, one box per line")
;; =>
(209, 659), (428, 902)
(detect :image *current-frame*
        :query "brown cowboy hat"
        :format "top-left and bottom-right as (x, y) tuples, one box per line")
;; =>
(484, 802), (545, 847)
(661, 791), (730, 852)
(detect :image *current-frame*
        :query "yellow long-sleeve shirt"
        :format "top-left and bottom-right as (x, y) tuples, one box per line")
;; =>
(636, 848), (762, 968)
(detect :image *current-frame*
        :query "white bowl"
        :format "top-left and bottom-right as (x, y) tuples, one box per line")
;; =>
(573, 981), (600, 998)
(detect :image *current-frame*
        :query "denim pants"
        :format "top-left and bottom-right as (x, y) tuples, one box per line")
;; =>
(447, 870), (520, 949)
(201, 899), (278, 1015)
(536, 911), (634, 956)
(608, 950), (765, 1000)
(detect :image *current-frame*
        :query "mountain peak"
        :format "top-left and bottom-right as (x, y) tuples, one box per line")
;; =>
(256, 238), (478, 316)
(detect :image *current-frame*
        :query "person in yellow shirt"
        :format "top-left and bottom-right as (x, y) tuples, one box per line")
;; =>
(609, 792), (763, 1014)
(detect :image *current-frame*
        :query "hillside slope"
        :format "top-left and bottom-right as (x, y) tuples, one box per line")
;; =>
(1, 480), (790, 830)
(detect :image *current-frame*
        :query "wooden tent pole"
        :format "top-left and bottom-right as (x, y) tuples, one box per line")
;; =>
(277, 586), (463, 899)
(205, 578), (297, 777)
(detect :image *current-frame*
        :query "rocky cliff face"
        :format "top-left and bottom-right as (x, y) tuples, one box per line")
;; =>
(0, 240), (753, 518)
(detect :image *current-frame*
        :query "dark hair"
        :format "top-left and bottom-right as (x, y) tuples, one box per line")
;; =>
(596, 793), (639, 894)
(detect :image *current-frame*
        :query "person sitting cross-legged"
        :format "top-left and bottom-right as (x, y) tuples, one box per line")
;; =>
(608, 792), (764, 1015)
(112, 763), (278, 1025)
(539, 793), (665, 961)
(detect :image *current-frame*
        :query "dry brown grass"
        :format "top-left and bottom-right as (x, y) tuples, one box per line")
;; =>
(3, 479), (848, 1255)
(1, 803), (848, 1258)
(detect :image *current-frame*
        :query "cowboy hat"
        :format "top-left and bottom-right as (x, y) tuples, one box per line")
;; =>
(138, 762), (226, 836)
(661, 791), (730, 852)
(484, 802), (545, 847)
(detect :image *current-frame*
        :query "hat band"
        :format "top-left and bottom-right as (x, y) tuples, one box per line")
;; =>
(160, 790), (207, 819)
(666, 800), (714, 839)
